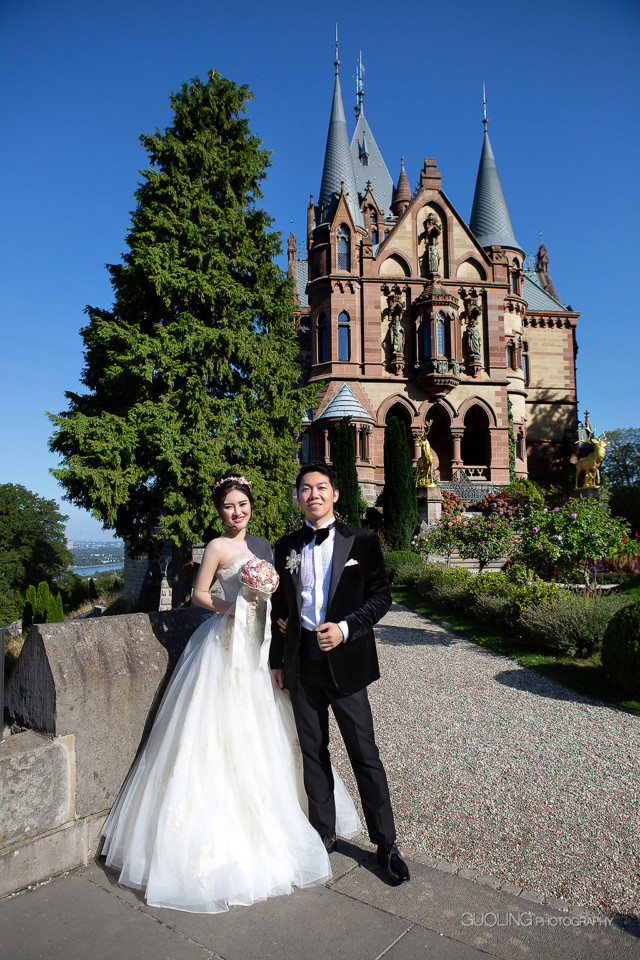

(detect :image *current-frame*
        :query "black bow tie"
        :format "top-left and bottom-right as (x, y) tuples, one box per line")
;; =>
(302, 522), (336, 546)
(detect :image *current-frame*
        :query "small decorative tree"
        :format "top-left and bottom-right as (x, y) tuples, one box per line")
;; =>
(382, 417), (418, 550)
(333, 417), (361, 526)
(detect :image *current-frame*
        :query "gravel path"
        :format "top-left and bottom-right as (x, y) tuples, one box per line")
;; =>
(329, 602), (640, 919)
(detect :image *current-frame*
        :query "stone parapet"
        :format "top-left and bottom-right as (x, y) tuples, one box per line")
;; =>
(5, 609), (209, 817)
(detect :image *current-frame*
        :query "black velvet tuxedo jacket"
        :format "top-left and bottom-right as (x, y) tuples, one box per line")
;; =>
(270, 523), (392, 696)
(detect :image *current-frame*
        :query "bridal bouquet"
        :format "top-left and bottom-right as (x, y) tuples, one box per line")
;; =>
(239, 559), (279, 597)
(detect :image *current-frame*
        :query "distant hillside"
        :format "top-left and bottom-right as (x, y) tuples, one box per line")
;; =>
(70, 541), (124, 570)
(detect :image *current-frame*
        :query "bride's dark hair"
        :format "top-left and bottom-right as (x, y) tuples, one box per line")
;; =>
(213, 471), (255, 512)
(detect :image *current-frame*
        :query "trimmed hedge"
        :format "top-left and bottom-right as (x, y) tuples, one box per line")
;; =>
(602, 600), (640, 695)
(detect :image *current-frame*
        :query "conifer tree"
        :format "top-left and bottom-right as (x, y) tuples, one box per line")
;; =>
(49, 70), (315, 557)
(333, 418), (361, 526)
(382, 417), (418, 549)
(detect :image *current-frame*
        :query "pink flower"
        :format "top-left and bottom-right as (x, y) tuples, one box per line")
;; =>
(554, 506), (560, 512)
(571, 513), (577, 519)
(533, 527), (539, 533)
(557, 535), (563, 540)
(544, 508), (548, 513)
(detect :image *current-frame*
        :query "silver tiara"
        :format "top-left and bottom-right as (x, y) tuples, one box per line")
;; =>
(213, 475), (253, 492)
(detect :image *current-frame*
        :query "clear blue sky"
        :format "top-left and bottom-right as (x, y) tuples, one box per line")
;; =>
(1, 0), (638, 539)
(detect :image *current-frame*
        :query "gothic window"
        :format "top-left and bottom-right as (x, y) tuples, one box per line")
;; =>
(370, 209), (378, 245)
(337, 225), (350, 271)
(510, 259), (520, 295)
(317, 313), (328, 363)
(300, 432), (310, 463)
(522, 341), (530, 386)
(338, 311), (351, 361)
(436, 313), (446, 355)
(422, 319), (432, 357)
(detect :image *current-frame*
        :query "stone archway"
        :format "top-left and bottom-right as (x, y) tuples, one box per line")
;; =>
(461, 404), (491, 477)
(426, 404), (453, 481)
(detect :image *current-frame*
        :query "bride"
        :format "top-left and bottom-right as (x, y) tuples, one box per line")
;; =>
(101, 471), (360, 913)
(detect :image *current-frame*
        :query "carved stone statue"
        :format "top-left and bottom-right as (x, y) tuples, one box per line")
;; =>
(422, 212), (442, 277)
(466, 316), (482, 360)
(390, 315), (405, 355)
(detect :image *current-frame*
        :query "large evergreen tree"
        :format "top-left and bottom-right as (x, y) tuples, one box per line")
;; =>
(382, 417), (418, 549)
(49, 71), (315, 556)
(333, 418), (361, 526)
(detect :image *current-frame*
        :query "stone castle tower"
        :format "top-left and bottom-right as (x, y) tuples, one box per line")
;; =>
(288, 51), (579, 505)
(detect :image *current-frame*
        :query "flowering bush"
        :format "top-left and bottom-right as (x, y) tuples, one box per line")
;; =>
(455, 512), (515, 572)
(441, 490), (464, 518)
(519, 499), (632, 586)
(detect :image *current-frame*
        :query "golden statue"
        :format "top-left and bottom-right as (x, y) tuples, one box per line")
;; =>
(575, 426), (609, 489)
(416, 420), (437, 488)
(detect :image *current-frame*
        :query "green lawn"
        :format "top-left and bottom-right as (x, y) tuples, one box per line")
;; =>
(391, 584), (640, 715)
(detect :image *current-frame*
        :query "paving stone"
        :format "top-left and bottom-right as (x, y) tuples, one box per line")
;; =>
(500, 883), (523, 897)
(458, 868), (480, 881)
(384, 923), (502, 960)
(476, 875), (502, 890)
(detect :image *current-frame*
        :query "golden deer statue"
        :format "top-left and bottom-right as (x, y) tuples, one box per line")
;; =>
(575, 429), (609, 489)
(416, 421), (436, 487)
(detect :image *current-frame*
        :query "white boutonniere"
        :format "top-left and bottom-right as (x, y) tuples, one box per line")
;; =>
(285, 549), (302, 574)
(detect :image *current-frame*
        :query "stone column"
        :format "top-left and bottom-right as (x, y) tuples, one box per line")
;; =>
(451, 428), (464, 473)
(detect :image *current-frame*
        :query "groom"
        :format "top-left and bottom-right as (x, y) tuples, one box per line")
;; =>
(270, 462), (409, 884)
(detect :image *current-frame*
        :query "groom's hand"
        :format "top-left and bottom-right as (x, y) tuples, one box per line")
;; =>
(316, 622), (344, 651)
(271, 668), (285, 691)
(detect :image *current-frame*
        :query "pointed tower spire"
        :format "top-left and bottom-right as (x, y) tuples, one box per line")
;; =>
(391, 158), (411, 216)
(469, 89), (522, 250)
(355, 52), (365, 117)
(318, 29), (362, 227)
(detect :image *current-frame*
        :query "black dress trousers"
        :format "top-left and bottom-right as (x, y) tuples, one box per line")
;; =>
(290, 643), (396, 847)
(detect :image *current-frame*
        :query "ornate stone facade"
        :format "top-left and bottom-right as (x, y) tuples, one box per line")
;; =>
(290, 59), (579, 503)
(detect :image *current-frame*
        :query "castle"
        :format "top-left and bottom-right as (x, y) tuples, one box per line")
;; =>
(288, 52), (579, 505)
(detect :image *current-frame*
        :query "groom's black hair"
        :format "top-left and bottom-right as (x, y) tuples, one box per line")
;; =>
(295, 461), (340, 493)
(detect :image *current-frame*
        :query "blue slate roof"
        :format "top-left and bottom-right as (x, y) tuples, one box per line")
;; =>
(316, 383), (373, 421)
(469, 130), (521, 250)
(351, 108), (394, 215)
(522, 272), (569, 312)
(318, 70), (363, 227)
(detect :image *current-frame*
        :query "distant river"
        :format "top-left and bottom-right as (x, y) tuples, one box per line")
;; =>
(69, 564), (125, 577)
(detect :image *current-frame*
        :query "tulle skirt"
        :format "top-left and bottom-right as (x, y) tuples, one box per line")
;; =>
(101, 610), (360, 913)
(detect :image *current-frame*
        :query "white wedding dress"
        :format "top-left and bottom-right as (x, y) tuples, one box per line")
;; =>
(101, 548), (360, 913)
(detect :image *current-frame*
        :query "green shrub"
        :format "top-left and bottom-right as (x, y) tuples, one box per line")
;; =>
(519, 593), (630, 657)
(602, 599), (640, 695)
(384, 551), (422, 584)
(429, 567), (472, 610)
(465, 570), (511, 598)
(473, 593), (512, 624)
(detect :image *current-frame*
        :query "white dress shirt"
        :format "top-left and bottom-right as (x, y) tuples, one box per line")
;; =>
(300, 520), (349, 642)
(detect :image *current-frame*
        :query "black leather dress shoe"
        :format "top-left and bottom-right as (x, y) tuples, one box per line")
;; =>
(322, 833), (337, 853)
(377, 843), (410, 883)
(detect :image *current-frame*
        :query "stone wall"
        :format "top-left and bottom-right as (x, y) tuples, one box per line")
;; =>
(1, 607), (209, 897)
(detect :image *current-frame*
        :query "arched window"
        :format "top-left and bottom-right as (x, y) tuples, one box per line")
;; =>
(337, 225), (350, 271)
(370, 209), (378, 245)
(422, 319), (432, 357)
(436, 313), (446, 355)
(510, 259), (520, 295)
(317, 313), (328, 363)
(338, 311), (351, 361)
